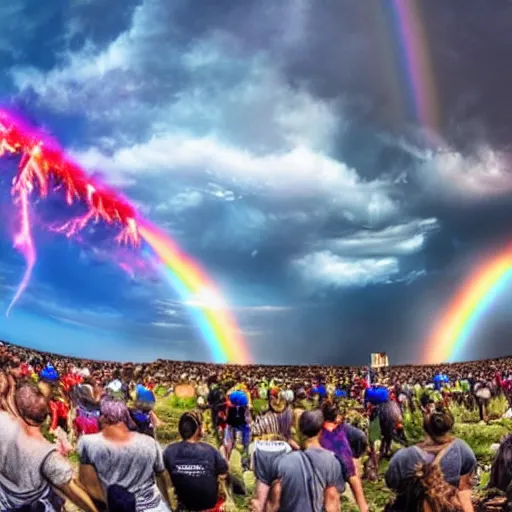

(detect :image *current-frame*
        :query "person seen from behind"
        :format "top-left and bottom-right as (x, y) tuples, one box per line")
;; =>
(0, 382), (98, 512)
(385, 405), (476, 512)
(77, 396), (171, 512)
(164, 411), (229, 512)
(320, 401), (369, 512)
(265, 409), (345, 512)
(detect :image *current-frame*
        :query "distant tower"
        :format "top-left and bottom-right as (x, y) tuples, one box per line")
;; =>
(371, 352), (389, 368)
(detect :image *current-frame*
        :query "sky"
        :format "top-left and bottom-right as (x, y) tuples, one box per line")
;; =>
(1, 0), (512, 366)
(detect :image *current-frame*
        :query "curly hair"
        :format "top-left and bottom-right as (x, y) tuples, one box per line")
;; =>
(15, 383), (49, 425)
(414, 460), (462, 512)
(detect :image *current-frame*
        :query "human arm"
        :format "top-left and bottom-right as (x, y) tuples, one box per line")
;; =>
(149, 410), (163, 428)
(250, 481), (270, 512)
(152, 442), (172, 506)
(323, 485), (340, 512)
(215, 447), (229, 475)
(287, 438), (301, 451)
(265, 480), (281, 512)
(458, 473), (474, 512)
(348, 475), (369, 512)
(156, 471), (172, 508)
(42, 451), (98, 512)
(56, 479), (99, 512)
(77, 464), (105, 504)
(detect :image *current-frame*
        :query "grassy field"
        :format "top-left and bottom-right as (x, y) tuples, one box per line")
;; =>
(154, 395), (512, 511)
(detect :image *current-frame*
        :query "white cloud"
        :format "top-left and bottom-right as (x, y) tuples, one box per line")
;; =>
(155, 190), (203, 213)
(323, 218), (439, 257)
(151, 321), (183, 328)
(8, 0), (398, 227)
(293, 251), (400, 288)
(73, 134), (398, 225)
(404, 145), (512, 200)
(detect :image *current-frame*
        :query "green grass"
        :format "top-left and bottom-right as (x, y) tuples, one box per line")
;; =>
(154, 398), (511, 511)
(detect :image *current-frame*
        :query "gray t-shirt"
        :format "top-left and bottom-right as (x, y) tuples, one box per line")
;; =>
(0, 411), (74, 510)
(273, 447), (344, 512)
(385, 438), (477, 510)
(251, 441), (292, 485)
(77, 431), (165, 510)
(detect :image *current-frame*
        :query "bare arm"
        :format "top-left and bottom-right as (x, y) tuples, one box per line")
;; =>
(265, 480), (281, 512)
(458, 473), (474, 512)
(250, 480), (270, 512)
(150, 410), (163, 428)
(323, 485), (340, 512)
(78, 464), (105, 503)
(55, 479), (99, 512)
(156, 471), (172, 507)
(348, 475), (369, 512)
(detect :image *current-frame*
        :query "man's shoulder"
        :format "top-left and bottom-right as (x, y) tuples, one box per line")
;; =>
(389, 446), (424, 468)
(0, 411), (18, 438)
(77, 433), (102, 449)
(0, 410), (15, 425)
(163, 441), (181, 454)
(305, 446), (339, 460)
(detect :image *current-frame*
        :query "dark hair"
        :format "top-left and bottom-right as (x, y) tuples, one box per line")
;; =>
(321, 400), (337, 423)
(299, 410), (324, 439)
(490, 434), (512, 492)
(178, 412), (202, 440)
(15, 383), (49, 425)
(423, 406), (454, 441)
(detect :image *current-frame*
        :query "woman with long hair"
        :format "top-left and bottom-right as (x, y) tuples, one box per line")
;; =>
(385, 405), (476, 512)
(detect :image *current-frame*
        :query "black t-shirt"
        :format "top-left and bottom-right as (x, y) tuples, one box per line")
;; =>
(163, 441), (228, 511)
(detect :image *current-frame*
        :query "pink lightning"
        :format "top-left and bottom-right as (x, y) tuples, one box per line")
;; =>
(6, 187), (36, 316)
(0, 109), (140, 315)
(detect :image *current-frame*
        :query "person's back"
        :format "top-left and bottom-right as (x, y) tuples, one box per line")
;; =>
(78, 431), (163, 508)
(164, 440), (227, 511)
(0, 410), (72, 509)
(385, 406), (476, 512)
(0, 384), (96, 512)
(266, 410), (344, 512)
(275, 447), (344, 512)
(164, 412), (228, 511)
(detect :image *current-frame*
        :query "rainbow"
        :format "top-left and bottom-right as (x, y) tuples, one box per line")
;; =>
(424, 249), (512, 364)
(139, 223), (250, 365)
(385, 0), (440, 135)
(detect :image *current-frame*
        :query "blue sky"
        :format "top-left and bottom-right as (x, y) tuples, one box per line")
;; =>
(1, 0), (512, 365)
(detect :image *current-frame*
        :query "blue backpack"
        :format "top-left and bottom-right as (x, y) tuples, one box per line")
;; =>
(229, 390), (248, 407)
(365, 386), (389, 405)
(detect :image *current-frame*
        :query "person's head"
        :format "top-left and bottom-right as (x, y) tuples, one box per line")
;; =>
(178, 411), (203, 441)
(490, 434), (512, 492)
(299, 410), (324, 440)
(15, 383), (49, 426)
(321, 400), (338, 423)
(100, 396), (134, 428)
(423, 405), (454, 442)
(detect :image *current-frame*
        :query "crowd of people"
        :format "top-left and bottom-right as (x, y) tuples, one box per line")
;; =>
(1, 340), (512, 511)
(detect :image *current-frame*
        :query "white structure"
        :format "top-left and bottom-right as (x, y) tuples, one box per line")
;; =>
(371, 352), (389, 368)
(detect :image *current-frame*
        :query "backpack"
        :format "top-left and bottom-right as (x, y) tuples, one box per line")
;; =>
(227, 391), (248, 428)
(366, 386), (389, 406)
(386, 441), (463, 512)
(130, 409), (154, 437)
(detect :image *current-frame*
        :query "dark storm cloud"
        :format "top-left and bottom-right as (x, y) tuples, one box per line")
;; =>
(2, 0), (512, 364)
